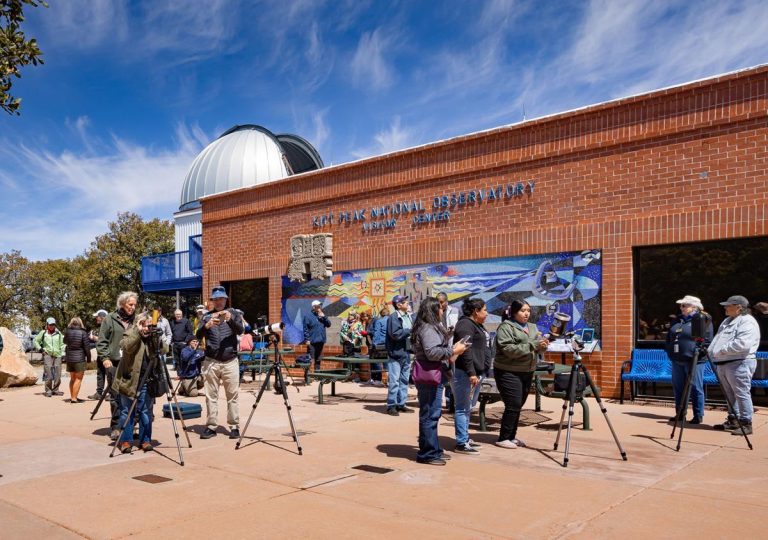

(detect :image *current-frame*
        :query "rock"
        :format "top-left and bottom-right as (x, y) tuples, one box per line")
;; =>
(0, 328), (39, 387)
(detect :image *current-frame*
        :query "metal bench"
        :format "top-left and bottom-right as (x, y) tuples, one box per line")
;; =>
(620, 349), (768, 403)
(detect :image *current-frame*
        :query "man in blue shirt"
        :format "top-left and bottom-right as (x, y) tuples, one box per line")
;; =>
(303, 300), (331, 369)
(385, 295), (415, 416)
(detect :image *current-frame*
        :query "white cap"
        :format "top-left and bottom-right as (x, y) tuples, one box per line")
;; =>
(311, 300), (322, 307)
(676, 295), (703, 310)
(46, 317), (56, 325)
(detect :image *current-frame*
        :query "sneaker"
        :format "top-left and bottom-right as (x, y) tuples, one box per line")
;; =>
(387, 407), (400, 416)
(494, 439), (519, 449)
(396, 406), (414, 413)
(689, 417), (702, 425)
(437, 453), (451, 461)
(140, 442), (153, 452)
(110, 429), (121, 441)
(713, 418), (738, 431)
(511, 438), (527, 448)
(200, 428), (217, 439)
(88, 393), (102, 400)
(53, 391), (64, 396)
(728, 422), (753, 435)
(455, 444), (480, 454)
(229, 428), (240, 439)
(467, 439), (482, 448)
(417, 458), (447, 466)
(119, 442), (132, 454)
(44, 390), (52, 397)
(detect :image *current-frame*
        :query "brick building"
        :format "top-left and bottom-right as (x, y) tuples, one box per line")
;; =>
(199, 65), (768, 397)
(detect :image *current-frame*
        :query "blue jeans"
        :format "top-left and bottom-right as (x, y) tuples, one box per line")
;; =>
(387, 356), (411, 408)
(118, 383), (152, 444)
(671, 359), (705, 419)
(716, 358), (757, 422)
(451, 369), (484, 446)
(416, 383), (444, 461)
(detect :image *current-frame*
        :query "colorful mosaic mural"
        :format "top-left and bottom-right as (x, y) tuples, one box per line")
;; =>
(281, 249), (602, 345)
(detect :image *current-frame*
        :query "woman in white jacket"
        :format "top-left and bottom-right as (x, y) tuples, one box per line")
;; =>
(708, 295), (761, 434)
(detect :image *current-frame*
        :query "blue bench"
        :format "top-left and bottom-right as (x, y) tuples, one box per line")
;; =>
(620, 349), (768, 404)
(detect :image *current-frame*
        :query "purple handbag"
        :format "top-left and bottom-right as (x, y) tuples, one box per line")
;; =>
(412, 359), (443, 386)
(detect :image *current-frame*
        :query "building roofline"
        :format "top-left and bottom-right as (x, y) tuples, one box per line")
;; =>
(202, 62), (768, 205)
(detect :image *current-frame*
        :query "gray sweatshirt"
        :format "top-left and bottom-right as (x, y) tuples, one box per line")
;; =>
(707, 314), (760, 363)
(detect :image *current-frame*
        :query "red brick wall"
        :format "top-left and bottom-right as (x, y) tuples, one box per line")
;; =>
(201, 66), (768, 397)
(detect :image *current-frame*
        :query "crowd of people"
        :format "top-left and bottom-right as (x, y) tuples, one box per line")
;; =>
(30, 285), (763, 462)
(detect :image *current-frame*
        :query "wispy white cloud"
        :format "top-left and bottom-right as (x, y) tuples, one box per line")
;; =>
(350, 28), (395, 91)
(351, 116), (419, 159)
(0, 123), (208, 260)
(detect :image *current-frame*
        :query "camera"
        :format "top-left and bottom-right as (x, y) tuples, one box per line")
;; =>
(253, 316), (284, 336)
(547, 312), (571, 340)
(690, 311), (711, 341)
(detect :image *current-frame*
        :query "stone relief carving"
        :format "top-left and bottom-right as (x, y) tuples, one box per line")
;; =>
(287, 233), (333, 282)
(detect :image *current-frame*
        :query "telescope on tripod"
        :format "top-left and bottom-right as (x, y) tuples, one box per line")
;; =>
(551, 327), (628, 467)
(237, 319), (303, 455)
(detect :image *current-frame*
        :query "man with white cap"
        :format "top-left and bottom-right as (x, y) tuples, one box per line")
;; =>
(33, 317), (65, 397)
(708, 295), (761, 435)
(665, 295), (712, 424)
(302, 300), (331, 369)
(88, 309), (109, 400)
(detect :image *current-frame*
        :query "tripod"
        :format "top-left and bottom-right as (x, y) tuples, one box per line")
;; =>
(108, 330), (190, 465)
(671, 344), (753, 450)
(236, 336), (303, 455)
(553, 339), (627, 467)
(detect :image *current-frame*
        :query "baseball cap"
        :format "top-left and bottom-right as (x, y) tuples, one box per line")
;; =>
(311, 300), (322, 307)
(392, 295), (408, 306)
(93, 309), (108, 318)
(719, 295), (749, 307)
(210, 286), (228, 300)
(195, 304), (205, 312)
(46, 317), (56, 325)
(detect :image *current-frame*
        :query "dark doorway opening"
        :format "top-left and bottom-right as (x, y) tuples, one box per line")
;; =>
(224, 279), (269, 326)
(634, 236), (768, 349)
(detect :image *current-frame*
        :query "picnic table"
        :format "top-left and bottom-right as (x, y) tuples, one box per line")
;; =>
(310, 355), (394, 404)
(477, 362), (594, 431)
(239, 348), (294, 388)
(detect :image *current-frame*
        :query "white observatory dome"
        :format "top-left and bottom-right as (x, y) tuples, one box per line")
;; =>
(179, 124), (323, 211)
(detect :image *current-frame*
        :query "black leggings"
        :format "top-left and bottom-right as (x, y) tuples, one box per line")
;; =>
(494, 368), (533, 441)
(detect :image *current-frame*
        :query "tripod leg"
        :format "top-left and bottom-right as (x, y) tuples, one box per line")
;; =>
(163, 362), (192, 451)
(562, 365), (580, 467)
(707, 354), (753, 450)
(553, 365), (576, 451)
(581, 364), (627, 461)
(275, 364), (303, 455)
(236, 364), (275, 449)
(109, 392), (140, 457)
(673, 353), (698, 450)
(90, 385), (110, 420)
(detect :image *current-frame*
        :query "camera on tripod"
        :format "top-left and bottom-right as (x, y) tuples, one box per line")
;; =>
(252, 316), (285, 342)
(690, 311), (712, 342)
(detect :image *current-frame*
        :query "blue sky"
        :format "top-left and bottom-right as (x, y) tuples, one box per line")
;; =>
(1, 0), (767, 260)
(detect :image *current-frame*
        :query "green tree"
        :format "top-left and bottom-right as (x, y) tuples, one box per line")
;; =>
(22, 257), (79, 331)
(1, 0), (47, 115)
(0, 249), (30, 330)
(72, 212), (175, 317)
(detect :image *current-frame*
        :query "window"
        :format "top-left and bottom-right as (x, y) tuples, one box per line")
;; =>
(634, 237), (768, 348)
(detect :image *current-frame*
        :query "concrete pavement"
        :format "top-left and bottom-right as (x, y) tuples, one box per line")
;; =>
(1, 373), (766, 539)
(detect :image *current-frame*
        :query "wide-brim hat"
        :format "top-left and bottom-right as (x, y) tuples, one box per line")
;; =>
(675, 295), (703, 310)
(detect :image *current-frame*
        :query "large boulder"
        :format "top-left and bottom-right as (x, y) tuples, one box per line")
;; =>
(0, 328), (38, 387)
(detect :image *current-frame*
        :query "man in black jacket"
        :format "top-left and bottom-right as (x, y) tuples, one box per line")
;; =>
(170, 309), (194, 371)
(196, 286), (244, 439)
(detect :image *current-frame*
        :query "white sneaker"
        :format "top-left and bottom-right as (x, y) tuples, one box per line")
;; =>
(494, 439), (518, 449)
(511, 438), (526, 448)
